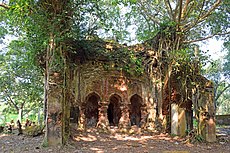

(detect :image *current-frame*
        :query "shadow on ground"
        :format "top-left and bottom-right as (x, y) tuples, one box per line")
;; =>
(0, 126), (229, 153)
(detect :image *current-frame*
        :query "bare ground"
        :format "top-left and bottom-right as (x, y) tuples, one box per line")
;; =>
(0, 126), (230, 153)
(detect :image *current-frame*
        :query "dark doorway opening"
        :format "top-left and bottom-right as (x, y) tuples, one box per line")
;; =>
(70, 106), (79, 123)
(84, 93), (100, 127)
(107, 94), (121, 126)
(129, 94), (142, 126)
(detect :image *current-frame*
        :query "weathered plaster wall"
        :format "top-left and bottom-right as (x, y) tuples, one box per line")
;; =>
(45, 39), (216, 145)
(70, 61), (157, 131)
(46, 72), (63, 146)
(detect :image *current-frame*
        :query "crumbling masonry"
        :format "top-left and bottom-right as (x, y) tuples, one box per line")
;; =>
(45, 37), (216, 145)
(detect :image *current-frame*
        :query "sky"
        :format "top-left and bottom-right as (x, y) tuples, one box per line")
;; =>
(0, 34), (225, 62)
(200, 38), (225, 61)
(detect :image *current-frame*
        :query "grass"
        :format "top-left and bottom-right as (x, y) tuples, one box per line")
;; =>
(0, 114), (18, 125)
(0, 113), (40, 126)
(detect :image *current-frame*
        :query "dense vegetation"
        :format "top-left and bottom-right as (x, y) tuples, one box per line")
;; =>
(0, 0), (229, 126)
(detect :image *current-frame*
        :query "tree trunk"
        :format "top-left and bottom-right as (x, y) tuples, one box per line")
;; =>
(40, 0), (73, 146)
(18, 108), (23, 123)
(38, 108), (41, 125)
(61, 53), (70, 145)
(43, 66), (48, 123)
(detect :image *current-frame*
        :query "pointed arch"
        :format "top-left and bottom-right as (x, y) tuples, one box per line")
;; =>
(129, 94), (143, 126)
(84, 92), (101, 127)
(107, 94), (122, 126)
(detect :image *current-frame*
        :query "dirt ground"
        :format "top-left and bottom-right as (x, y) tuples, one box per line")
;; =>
(0, 126), (230, 153)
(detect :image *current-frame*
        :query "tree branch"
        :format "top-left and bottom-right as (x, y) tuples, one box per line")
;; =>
(178, 0), (183, 24)
(198, 0), (222, 22)
(173, 0), (180, 21)
(184, 0), (221, 31)
(215, 84), (230, 102)
(0, 3), (9, 9)
(3, 90), (19, 111)
(137, 2), (161, 25)
(181, 0), (190, 20)
(183, 31), (230, 44)
(180, 1), (195, 23)
(164, 0), (173, 19)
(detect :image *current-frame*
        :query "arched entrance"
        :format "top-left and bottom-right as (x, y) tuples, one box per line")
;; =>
(107, 94), (122, 126)
(84, 93), (100, 127)
(129, 94), (143, 126)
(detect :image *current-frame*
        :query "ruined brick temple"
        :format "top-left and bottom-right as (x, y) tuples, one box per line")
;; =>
(45, 36), (216, 145)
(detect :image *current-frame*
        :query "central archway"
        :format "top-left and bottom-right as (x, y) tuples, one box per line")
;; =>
(107, 94), (122, 126)
(84, 93), (100, 127)
(129, 94), (143, 126)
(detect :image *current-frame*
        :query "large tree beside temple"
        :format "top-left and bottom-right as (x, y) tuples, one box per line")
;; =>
(113, 0), (229, 121)
(0, 0), (229, 145)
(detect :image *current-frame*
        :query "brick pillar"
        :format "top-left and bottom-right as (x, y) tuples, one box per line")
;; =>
(199, 110), (216, 142)
(205, 85), (216, 142)
(178, 108), (187, 137)
(199, 81), (216, 142)
(140, 106), (148, 128)
(97, 102), (109, 129)
(45, 87), (62, 146)
(171, 103), (179, 135)
(146, 105), (156, 130)
(78, 107), (86, 130)
(119, 105), (130, 129)
(206, 117), (216, 142)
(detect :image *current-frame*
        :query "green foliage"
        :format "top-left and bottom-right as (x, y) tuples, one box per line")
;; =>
(223, 38), (230, 80)
(170, 133), (177, 137)
(170, 47), (196, 78)
(0, 0), (229, 134)
(0, 38), (43, 119)
(203, 58), (230, 114)
(118, 50), (144, 76)
(42, 138), (49, 148)
(1, 0), (227, 79)
(217, 88), (230, 114)
(195, 134), (204, 142)
(71, 38), (144, 76)
(0, 113), (17, 124)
